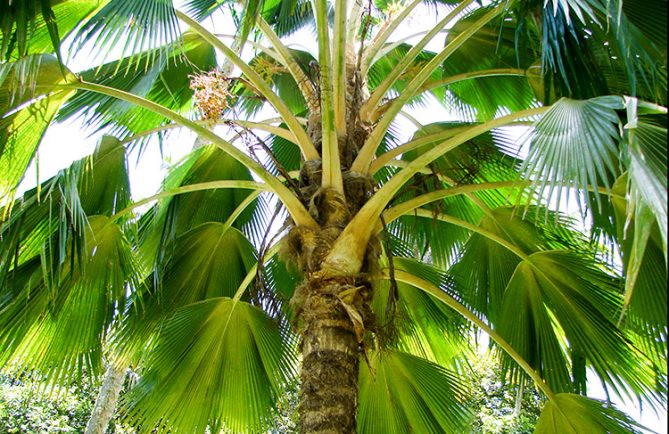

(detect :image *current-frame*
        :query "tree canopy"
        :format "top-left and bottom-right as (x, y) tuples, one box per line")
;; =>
(0, 0), (666, 433)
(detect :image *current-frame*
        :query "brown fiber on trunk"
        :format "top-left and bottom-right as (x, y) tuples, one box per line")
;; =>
(299, 278), (360, 434)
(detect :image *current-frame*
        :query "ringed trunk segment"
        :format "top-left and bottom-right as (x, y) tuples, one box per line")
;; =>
(298, 277), (363, 434)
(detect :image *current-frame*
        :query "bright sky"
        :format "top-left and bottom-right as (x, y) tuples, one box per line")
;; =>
(16, 3), (668, 432)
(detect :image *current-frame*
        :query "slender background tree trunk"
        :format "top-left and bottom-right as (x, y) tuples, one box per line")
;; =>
(85, 364), (126, 434)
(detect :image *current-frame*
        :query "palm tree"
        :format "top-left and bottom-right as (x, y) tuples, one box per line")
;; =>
(0, 0), (666, 433)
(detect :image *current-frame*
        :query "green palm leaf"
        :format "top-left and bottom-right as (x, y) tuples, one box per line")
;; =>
(521, 96), (623, 212)
(0, 135), (130, 281)
(159, 146), (258, 234)
(387, 124), (524, 267)
(137, 145), (262, 267)
(626, 119), (668, 256)
(610, 175), (667, 367)
(498, 250), (661, 406)
(389, 201), (478, 269)
(514, 0), (666, 102)
(535, 393), (644, 434)
(0, 215), (136, 383)
(596, 1), (667, 104)
(186, 0), (267, 44)
(261, 0), (314, 37)
(157, 223), (257, 305)
(117, 222), (258, 363)
(56, 32), (217, 138)
(358, 349), (473, 434)
(121, 298), (297, 434)
(368, 43), (445, 113)
(0, 54), (76, 202)
(513, 0), (605, 100)
(440, 9), (537, 121)
(450, 207), (585, 323)
(0, 0), (100, 62)
(622, 0), (667, 53)
(370, 257), (470, 365)
(71, 0), (180, 69)
(0, 136), (133, 384)
(77, 136), (132, 216)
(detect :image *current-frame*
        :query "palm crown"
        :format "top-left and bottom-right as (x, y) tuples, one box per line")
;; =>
(0, 0), (666, 433)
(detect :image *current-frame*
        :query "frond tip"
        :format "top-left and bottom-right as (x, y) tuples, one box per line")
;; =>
(535, 393), (645, 434)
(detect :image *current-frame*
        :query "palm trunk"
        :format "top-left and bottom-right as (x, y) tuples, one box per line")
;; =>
(85, 364), (126, 434)
(286, 189), (367, 433)
(299, 277), (360, 433)
(293, 65), (372, 432)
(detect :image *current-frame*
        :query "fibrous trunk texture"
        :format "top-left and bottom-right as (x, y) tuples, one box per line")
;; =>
(287, 187), (369, 433)
(299, 277), (360, 433)
(85, 364), (126, 434)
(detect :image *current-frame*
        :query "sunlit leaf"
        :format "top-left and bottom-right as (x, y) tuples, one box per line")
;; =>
(122, 298), (296, 434)
(57, 32), (217, 138)
(535, 393), (644, 434)
(0, 54), (76, 202)
(0, 216), (136, 383)
(498, 251), (661, 406)
(521, 96), (624, 213)
(0, 0), (101, 62)
(71, 0), (180, 69)
(358, 349), (473, 434)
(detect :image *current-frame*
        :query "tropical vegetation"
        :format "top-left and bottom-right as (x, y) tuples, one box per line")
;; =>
(0, 0), (666, 433)
(0, 350), (542, 433)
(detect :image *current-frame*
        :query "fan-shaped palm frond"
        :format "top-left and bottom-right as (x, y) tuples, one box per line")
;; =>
(435, 8), (538, 121)
(0, 136), (134, 385)
(498, 250), (661, 407)
(534, 393), (645, 434)
(139, 145), (261, 252)
(184, 0), (267, 45)
(610, 174), (667, 370)
(371, 257), (470, 364)
(262, 0), (315, 37)
(56, 32), (217, 139)
(358, 350), (473, 434)
(0, 135), (130, 281)
(0, 215), (137, 380)
(521, 96), (623, 212)
(449, 206), (585, 320)
(625, 116), (668, 256)
(513, 0), (667, 103)
(70, 0), (180, 69)
(121, 298), (296, 434)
